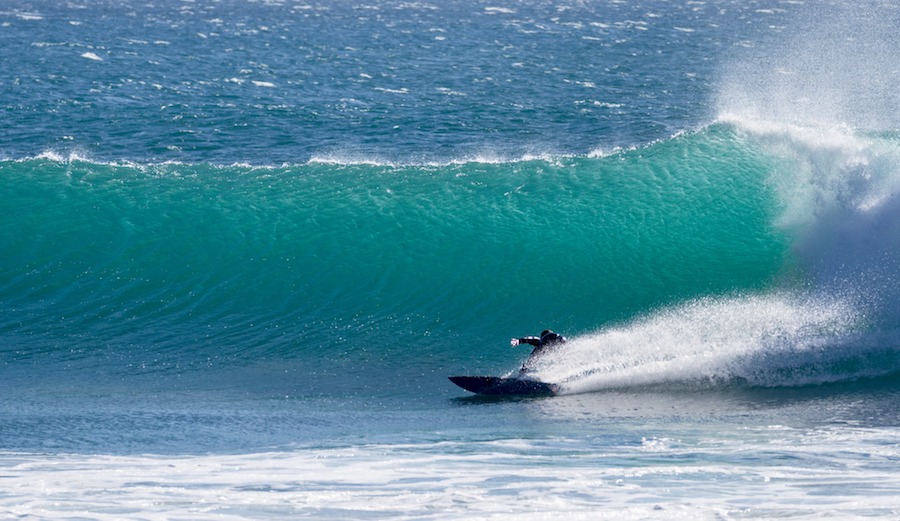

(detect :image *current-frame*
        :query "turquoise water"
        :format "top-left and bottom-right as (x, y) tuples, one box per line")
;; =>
(4, 0), (900, 518)
(1, 125), (786, 376)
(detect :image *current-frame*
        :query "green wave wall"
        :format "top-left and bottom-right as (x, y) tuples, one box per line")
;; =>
(1, 124), (788, 380)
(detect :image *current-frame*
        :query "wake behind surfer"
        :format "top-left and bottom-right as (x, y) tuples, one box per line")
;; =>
(511, 329), (566, 374)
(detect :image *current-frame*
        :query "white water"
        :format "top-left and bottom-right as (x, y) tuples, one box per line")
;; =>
(5, 420), (900, 520)
(533, 292), (875, 394)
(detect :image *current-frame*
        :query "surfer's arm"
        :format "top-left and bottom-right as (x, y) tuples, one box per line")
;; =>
(515, 336), (542, 348)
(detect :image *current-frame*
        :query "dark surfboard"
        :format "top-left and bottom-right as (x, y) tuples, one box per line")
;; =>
(449, 375), (558, 396)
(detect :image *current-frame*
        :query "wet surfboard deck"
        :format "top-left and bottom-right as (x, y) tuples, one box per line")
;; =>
(448, 375), (558, 396)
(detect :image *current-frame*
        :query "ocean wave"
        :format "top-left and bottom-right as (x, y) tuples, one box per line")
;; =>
(10, 120), (900, 390)
(1, 126), (785, 378)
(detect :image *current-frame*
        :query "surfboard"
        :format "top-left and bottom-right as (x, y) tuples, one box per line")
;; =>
(448, 375), (558, 396)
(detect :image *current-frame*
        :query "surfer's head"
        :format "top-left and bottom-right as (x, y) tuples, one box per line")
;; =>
(540, 330), (566, 346)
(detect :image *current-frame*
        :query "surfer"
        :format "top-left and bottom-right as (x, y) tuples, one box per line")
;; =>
(511, 329), (567, 373)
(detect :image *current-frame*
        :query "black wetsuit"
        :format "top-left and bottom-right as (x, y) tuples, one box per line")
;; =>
(518, 331), (567, 373)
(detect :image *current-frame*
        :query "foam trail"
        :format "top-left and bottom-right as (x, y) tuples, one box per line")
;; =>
(532, 293), (874, 393)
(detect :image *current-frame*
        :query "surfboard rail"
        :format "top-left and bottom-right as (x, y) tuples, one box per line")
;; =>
(449, 375), (558, 396)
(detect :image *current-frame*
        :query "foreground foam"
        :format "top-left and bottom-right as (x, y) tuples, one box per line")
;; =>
(5, 425), (900, 520)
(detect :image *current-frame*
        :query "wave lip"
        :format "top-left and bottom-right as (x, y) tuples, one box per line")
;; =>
(306, 149), (577, 168)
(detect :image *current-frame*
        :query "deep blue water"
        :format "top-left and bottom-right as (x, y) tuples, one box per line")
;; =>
(1, 0), (783, 164)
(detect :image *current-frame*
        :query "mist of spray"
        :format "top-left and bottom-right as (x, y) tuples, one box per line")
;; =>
(531, 293), (867, 393)
(716, 1), (900, 131)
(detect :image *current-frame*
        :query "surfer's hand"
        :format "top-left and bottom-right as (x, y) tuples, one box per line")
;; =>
(510, 338), (519, 347)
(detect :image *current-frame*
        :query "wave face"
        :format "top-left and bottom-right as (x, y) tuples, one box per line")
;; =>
(1, 125), (792, 390)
